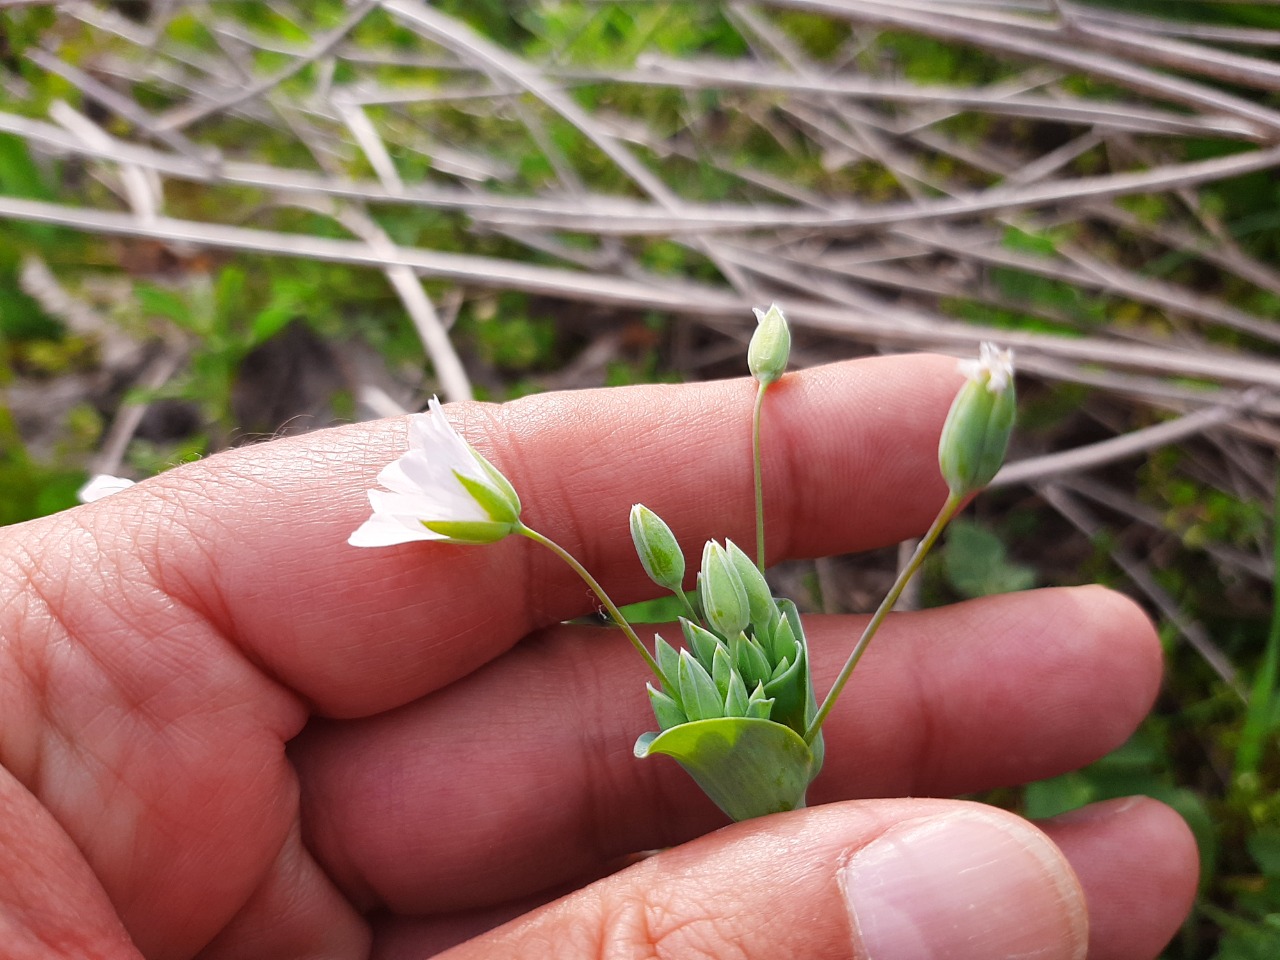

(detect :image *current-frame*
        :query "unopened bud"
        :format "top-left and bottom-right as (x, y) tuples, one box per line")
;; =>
(630, 504), (685, 591)
(700, 540), (750, 638)
(938, 343), (1016, 496)
(748, 303), (791, 385)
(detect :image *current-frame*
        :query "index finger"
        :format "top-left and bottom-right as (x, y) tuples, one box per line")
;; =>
(79, 353), (964, 716)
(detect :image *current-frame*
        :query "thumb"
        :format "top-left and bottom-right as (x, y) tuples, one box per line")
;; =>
(443, 799), (1086, 960)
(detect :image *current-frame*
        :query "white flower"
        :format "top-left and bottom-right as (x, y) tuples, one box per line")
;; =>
(348, 397), (522, 547)
(78, 474), (136, 503)
(957, 342), (1014, 394)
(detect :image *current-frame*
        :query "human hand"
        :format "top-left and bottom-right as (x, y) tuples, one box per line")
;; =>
(0, 353), (1196, 959)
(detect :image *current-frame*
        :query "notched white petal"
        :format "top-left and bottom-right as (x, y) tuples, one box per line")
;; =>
(78, 474), (136, 503)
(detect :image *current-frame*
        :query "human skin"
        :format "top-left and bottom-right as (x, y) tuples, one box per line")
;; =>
(0, 354), (1197, 959)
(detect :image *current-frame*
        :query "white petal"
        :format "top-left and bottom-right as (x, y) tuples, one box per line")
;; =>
(348, 513), (444, 547)
(375, 458), (422, 496)
(78, 475), (136, 503)
(368, 488), (486, 524)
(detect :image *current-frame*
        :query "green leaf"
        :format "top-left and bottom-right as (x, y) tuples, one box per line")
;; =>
(634, 716), (819, 821)
(943, 520), (1036, 598)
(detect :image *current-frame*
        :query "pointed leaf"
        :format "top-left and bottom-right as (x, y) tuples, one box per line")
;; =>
(724, 668), (750, 717)
(711, 644), (735, 699)
(766, 612), (795, 664)
(732, 632), (773, 688)
(678, 650), (724, 721)
(647, 683), (687, 730)
(682, 617), (724, 670)
(654, 635), (681, 694)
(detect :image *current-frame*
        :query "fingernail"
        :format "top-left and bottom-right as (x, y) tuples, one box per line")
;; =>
(840, 807), (1087, 960)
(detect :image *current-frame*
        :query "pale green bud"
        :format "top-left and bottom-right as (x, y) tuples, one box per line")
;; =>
(629, 503), (685, 591)
(724, 539), (777, 634)
(938, 343), (1016, 496)
(700, 540), (750, 639)
(748, 303), (791, 385)
(678, 649), (724, 721)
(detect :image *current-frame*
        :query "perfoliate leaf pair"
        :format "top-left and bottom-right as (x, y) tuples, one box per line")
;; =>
(629, 506), (824, 819)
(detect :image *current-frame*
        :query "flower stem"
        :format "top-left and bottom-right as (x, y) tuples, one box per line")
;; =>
(803, 492), (964, 745)
(752, 381), (769, 573)
(516, 522), (665, 683)
(674, 588), (701, 626)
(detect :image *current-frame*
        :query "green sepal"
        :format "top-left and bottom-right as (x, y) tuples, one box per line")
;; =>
(731, 631), (773, 689)
(711, 643), (735, 699)
(764, 601), (817, 740)
(634, 717), (818, 821)
(421, 518), (516, 544)
(770, 655), (792, 681)
(647, 683), (687, 730)
(678, 650), (724, 721)
(681, 618), (724, 670)
(454, 469), (520, 526)
(762, 641), (806, 731)
(766, 611), (795, 664)
(654, 635), (681, 692)
(472, 449), (522, 516)
(724, 668), (750, 717)
(745, 683), (774, 720)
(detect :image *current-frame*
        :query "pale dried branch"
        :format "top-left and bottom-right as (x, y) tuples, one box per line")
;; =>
(764, 0), (1280, 133)
(154, 0), (381, 131)
(5, 193), (1280, 393)
(993, 394), (1267, 488)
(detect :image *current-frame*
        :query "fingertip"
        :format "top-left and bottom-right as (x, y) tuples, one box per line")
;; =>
(1062, 585), (1164, 746)
(1043, 796), (1199, 960)
(840, 802), (1087, 960)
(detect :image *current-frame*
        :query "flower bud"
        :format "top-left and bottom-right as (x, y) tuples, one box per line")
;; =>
(748, 303), (791, 385)
(938, 343), (1016, 496)
(724, 539), (777, 634)
(630, 504), (685, 591)
(699, 540), (750, 639)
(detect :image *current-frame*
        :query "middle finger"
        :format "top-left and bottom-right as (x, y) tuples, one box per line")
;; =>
(291, 584), (1158, 913)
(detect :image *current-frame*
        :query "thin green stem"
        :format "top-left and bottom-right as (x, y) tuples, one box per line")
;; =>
(674, 588), (701, 625)
(804, 492), (964, 744)
(517, 522), (665, 683)
(753, 381), (769, 573)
